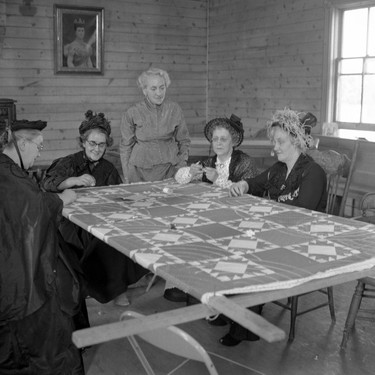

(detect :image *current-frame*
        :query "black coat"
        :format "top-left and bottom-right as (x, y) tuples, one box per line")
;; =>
(0, 153), (83, 374)
(244, 153), (327, 212)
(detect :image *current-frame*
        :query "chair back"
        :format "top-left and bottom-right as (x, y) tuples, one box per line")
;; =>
(120, 311), (218, 375)
(105, 149), (124, 180)
(307, 139), (359, 216)
(360, 192), (375, 218)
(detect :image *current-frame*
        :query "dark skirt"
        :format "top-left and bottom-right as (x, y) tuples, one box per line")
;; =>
(0, 296), (84, 375)
(59, 219), (148, 304)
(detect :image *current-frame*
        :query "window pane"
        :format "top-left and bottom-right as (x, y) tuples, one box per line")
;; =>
(369, 7), (375, 56)
(336, 75), (361, 122)
(362, 75), (375, 123)
(365, 58), (375, 73)
(339, 58), (363, 74)
(342, 8), (368, 58)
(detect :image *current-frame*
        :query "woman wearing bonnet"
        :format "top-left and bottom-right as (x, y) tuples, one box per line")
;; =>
(175, 114), (258, 188)
(230, 108), (326, 210)
(42, 111), (149, 310)
(217, 108), (327, 346)
(166, 114), (259, 303)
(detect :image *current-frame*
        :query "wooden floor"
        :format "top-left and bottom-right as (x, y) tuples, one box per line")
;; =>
(82, 278), (375, 375)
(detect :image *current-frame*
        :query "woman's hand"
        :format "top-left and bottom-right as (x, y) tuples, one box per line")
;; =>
(204, 167), (218, 183)
(74, 174), (96, 187)
(57, 174), (96, 190)
(189, 162), (204, 178)
(58, 189), (77, 206)
(229, 180), (249, 196)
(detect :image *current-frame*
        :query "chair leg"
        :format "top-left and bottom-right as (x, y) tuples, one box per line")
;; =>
(327, 287), (336, 322)
(145, 274), (157, 293)
(288, 296), (298, 342)
(340, 280), (365, 350)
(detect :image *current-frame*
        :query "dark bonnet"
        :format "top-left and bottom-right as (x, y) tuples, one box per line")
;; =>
(79, 110), (111, 136)
(11, 120), (47, 132)
(204, 114), (244, 147)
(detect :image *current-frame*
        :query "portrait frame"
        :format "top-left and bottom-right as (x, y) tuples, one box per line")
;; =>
(54, 5), (104, 75)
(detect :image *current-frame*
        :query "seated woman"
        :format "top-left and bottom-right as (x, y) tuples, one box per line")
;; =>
(42, 110), (148, 310)
(219, 108), (327, 346)
(165, 115), (259, 303)
(175, 114), (258, 187)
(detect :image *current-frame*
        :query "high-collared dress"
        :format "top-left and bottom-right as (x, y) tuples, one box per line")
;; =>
(120, 97), (191, 183)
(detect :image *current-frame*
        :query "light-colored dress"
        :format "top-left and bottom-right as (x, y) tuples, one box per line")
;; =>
(120, 98), (190, 183)
(64, 39), (93, 68)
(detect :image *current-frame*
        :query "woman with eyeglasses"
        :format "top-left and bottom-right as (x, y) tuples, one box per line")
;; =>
(166, 115), (259, 303)
(175, 114), (258, 188)
(0, 120), (84, 373)
(42, 110), (121, 191)
(42, 110), (149, 312)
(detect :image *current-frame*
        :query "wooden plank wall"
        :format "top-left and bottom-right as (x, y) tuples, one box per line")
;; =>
(207, 0), (326, 140)
(0, 0), (207, 165)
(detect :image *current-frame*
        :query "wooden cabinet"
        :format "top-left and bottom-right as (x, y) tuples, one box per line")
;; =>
(0, 98), (17, 127)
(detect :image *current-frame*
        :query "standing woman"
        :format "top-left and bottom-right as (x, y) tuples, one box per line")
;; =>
(42, 111), (148, 308)
(220, 109), (328, 346)
(120, 67), (191, 183)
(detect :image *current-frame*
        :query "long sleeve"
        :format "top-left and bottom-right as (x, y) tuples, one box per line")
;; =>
(244, 168), (270, 197)
(119, 99), (191, 175)
(42, 151), (122, 192)
(244, 154), (327, 212)
(286, 163), (326, 210)
(229, 150), (259, 182)
(42, 154), (79, 192)
(173, 110), (190, 168)
(119, 110), (136, 182)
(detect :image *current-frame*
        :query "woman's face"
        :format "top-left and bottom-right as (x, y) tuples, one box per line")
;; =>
(270, 126), (298, 164)
(212, 127), (233, 159)
(22, 134), (43, 170)
(83, 129), (107, 162)
(75, 27), (85, 40)
(143, 75), (166, 106)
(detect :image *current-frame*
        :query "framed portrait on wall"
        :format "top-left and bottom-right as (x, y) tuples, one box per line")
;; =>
(54, 5), (104, 75)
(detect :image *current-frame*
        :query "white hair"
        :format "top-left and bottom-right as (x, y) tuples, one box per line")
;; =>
(137, 68), (171, 90)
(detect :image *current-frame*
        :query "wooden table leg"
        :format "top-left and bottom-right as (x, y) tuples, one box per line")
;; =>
(340, 280), (365, 350)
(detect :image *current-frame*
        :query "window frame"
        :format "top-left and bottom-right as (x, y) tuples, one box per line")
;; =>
(323, 0), (375, 132)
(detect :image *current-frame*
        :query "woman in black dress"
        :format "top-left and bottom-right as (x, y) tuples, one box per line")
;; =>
(221, 108), (327, 346)
(42, 110), (148, 310)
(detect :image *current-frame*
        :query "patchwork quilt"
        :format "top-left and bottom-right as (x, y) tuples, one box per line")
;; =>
(63, 180), (375, 301)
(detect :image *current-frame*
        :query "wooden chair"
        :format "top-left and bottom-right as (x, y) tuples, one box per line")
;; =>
(105, 149), (124, 181)
(273, 140), (360, 341)
(340, 192), (375, 350)
(120, 310), (219, 375)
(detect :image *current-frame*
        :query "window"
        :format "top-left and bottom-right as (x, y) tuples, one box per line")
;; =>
(325, 1), (375, 137)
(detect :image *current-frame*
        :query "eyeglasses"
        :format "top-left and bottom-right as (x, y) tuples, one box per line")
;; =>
(86, 140), (107, 149)
(28, 140), (44, 152)
(212, 137), (230, 144)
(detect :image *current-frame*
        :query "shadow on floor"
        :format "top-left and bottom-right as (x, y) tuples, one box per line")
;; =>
(82, 278), (375, 375)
